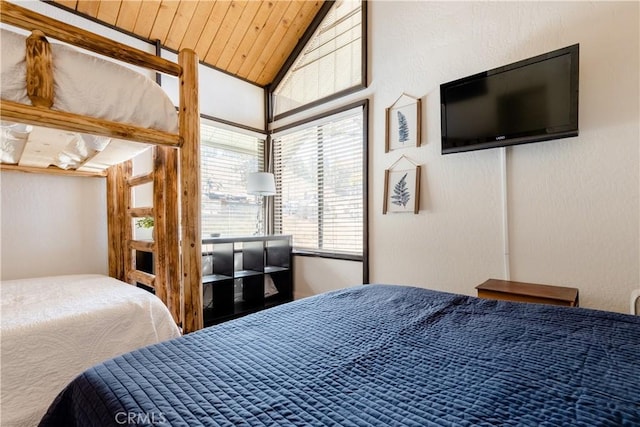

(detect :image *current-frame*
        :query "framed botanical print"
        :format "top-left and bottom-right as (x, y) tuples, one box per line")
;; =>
(383, 163), (421, 214)
(385, 93), (422, 152)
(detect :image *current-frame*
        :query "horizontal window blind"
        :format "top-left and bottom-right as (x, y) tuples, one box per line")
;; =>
(201, 123), (265, 238)
(273, 107), (364, 256)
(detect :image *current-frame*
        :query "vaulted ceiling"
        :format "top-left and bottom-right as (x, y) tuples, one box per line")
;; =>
(50, 0), (326, 87)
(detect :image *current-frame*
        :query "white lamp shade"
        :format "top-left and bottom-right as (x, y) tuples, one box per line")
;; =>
(247, 172), (276, 196)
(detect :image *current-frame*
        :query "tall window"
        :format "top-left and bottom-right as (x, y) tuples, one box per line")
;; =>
(272, 0), (365, 118)
(273, 105), (364, 257)
(200, 122), (265, 237)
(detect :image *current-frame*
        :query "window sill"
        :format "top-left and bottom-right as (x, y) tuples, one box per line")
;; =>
(292, 250), (363, 262)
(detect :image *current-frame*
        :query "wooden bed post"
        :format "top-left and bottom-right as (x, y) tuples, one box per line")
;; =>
(121, 160), (134, 284)
(155, 146), (182, 326)
(164, 147), (182, 326)
(106, 163), (127, 281)
(25, 30), (53, 108)
(153, 147), (168, 306)
(179, 49), (202, 333)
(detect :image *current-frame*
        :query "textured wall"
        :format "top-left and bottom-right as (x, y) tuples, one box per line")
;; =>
(0, 172), (108, 279)
(369, 1), (639, 313)
(293, 256), (362, 299)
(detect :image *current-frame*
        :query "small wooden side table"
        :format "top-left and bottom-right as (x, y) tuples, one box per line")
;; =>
(476, 279), (579, 307)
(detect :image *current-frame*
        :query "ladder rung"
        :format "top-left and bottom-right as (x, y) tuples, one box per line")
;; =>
(128, 270), (155, 287)
(130, 240), (155, 251)
(128, 172), (154, 187)
(129, 207), (153, 218)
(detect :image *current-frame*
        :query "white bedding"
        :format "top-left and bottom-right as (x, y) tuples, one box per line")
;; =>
(0, 274), (181, 426)
(0, 28), (178, 133)
(0, 28), (178, 172)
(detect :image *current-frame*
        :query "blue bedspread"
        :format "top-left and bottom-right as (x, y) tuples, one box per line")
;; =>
(40, 285), (640, 426)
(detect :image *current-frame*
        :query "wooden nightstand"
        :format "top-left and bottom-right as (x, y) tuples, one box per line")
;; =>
(476, 279), (579, 307)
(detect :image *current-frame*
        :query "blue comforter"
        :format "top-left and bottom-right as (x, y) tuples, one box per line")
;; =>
(40, 285), (640, 426)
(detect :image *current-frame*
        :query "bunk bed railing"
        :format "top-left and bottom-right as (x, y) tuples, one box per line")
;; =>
(0, 0), (184, 147)
(0, 99), (183, 148)
(0, 164), (107, 177)
(0, 0), (203, 333)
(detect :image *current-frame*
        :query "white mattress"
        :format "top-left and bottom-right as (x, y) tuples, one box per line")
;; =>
(0, 28), (178, 172)
(0, 274), (181, 427)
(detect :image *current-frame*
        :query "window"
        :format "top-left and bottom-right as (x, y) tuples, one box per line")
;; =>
(273, 105), (365, 257)
(200, 122), (265, 237)
(272, 0), (365, 118)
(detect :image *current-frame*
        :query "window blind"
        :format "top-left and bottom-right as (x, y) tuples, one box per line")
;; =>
(200, 123), (265, 237)
(273, 107), (364, 256)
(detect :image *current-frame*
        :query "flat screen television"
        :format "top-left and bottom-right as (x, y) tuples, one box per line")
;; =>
(440, 44), (579, 154)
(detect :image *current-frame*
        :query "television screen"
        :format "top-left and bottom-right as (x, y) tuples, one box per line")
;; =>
(440, 44), (579, 154)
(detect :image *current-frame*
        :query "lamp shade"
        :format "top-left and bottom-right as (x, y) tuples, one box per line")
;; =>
(247, 172), (276, 196)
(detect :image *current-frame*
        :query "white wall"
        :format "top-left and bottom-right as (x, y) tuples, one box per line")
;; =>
(0, 171), (107, 279)
(294, 256), (362, 299)
(368, 1), (639, 313)
(161, 51), (265, 130)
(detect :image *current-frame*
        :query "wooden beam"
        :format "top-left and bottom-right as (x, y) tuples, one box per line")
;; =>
(153, 146), (168, 311)
(127, 270), (155, 288)
(25, 30), (53, 108)
(179, 48), (202, 334)
(164, 146), (182, 326)
(107, 163), (126, 281)
(129, 240), (155, 252)
(129, 207), (154, 218)
(122, 160), (134, 285)
(0, 100), (182, 147)
(0, 164), (106, 177)
(127, 172), (154, 187)
(0, 0), (181, 76)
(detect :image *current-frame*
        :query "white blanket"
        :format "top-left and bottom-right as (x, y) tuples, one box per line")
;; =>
(0, 28), (178, 133)
(0, 274), (181, 427)
(0, 28), (178, 171)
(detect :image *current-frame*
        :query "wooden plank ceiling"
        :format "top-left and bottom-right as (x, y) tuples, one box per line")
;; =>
(51, 0), (325, 87)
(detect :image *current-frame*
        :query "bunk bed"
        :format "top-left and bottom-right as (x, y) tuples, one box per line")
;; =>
(0, 1), (203, 425)
(0, 0), (202, 328)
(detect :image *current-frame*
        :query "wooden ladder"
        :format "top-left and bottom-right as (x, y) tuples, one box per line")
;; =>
(107, 146), (182, 327)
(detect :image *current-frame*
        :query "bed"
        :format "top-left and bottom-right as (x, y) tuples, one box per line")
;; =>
(0, 0), (203, 332)
(1, 274), (182, 426)
(1, 2), (203, 425)
(40, 285), (640, 426)
(0, 25), (176, 173)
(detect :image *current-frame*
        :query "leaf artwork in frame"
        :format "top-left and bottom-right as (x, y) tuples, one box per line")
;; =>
(391, 172), (410, 207)
(397, 111), (409, 144)
(385, 94), (422, 152)
(383, 165), (421, 214)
